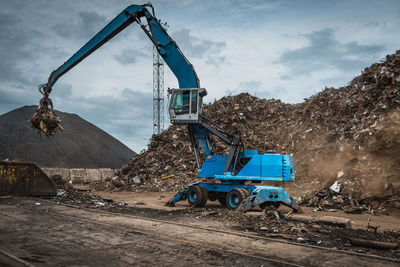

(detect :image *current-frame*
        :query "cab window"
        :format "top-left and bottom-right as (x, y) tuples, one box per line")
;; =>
(170, 90), (190, 114)
(191, 90), (198, 114)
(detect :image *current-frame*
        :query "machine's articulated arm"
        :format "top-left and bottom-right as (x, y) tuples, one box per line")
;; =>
(34, 3), (244, 176)
(41, 3), (199, 95)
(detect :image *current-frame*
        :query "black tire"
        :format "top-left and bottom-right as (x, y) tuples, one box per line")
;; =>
(217, 193), (227, 207)
(239, 188), (250, 199)
(226, 189), (247, 210)
(199, 186), (208, 207)
(187, 185), (207, 207)
(208, 191), (217, 201)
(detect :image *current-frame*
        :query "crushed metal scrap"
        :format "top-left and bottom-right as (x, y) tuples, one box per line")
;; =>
(94, 50), (400, 213)
(30, 84), (63, 136)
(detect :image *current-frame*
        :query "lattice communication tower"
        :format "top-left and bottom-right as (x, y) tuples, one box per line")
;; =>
(153, 45), (164, 134)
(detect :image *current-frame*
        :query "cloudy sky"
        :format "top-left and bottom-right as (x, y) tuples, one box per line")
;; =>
(1, 0), (399, 152)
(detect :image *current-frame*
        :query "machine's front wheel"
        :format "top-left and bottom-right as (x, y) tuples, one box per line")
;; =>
(226, 189), (247, 210)
(199, 186), (208, 206)
(187, 185), (207, 207)
(240, 188), (250, 199)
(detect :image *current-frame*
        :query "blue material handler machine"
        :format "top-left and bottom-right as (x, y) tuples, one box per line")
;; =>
(30, 3), (300, 212)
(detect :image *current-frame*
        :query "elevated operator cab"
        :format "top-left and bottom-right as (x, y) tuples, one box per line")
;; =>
(168, 88), (207, 124)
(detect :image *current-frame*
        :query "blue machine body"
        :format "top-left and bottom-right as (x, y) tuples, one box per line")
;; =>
(169, 149), (298, 211)
(169, 183), (294, 208)
(198, 150), (295, 182)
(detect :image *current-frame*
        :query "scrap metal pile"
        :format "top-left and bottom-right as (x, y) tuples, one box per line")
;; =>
(108, 50), (400, 212)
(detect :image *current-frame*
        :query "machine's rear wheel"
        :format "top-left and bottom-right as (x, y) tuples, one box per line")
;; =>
(226, 189), (247, 210)
(208, 191), (218, 201)
(217, 193), (227, 207)
(187, 185), (207, 207)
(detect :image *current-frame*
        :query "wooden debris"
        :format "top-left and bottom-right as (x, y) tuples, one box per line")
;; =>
(287, 214), (352, 228)
(348, 237), (398, 250)
(315, 216), (352, 228)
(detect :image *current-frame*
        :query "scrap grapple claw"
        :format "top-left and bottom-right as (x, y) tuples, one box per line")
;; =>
(30, 84), (62, 136)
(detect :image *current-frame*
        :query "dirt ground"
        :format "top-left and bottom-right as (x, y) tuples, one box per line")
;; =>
(1, 195), (399, 267)
(0, 197), (270, 266)
(90, 190), (400, 232)
(37, 187), (400, 260)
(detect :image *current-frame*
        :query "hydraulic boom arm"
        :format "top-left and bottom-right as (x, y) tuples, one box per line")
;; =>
(32, 3), (243, 176)
(41, 3), (199, 95)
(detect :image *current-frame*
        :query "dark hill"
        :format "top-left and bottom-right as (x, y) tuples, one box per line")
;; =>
(0, 105), (136, 168)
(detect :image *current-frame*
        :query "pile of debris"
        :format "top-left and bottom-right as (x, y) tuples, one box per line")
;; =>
(109, 51), (400, 211)
(306, 180), (370, 213)
(111, 126), (202, 192)
(222, 208), (400, 257)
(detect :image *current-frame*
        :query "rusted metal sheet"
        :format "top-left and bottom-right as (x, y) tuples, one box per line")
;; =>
(0, 161), (56, 196)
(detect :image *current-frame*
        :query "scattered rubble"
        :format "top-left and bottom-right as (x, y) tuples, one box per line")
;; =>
(52, 189), (121, 209)
(221, 208), (400, 255)
(97, 50), (400, 213)
(287, 213), (352, 228)
(35, 186), (400, 259)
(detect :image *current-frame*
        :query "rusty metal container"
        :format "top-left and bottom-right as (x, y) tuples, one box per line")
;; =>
(0, 161), (57, 196)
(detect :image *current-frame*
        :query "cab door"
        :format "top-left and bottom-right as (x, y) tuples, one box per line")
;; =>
(169, 88), (205, 124)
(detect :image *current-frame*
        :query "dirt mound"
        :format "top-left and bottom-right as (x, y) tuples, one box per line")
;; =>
(111, 51), (399, 211)
(0, 105), (136, 168)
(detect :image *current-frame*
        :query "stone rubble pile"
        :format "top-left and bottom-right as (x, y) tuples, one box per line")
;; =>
(108, 50), (400, 211)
